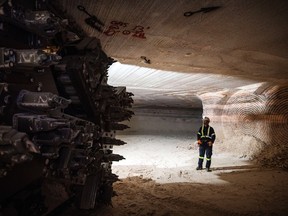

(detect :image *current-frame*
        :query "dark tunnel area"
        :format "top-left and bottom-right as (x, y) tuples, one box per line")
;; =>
(119, 93), (203, 136)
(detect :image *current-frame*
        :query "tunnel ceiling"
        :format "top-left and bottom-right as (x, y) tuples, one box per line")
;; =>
(60, 0), (288, 107)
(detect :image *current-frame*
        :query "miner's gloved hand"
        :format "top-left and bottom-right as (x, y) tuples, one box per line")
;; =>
(197, 140), (202, 145)
(208, 141), (213, 146)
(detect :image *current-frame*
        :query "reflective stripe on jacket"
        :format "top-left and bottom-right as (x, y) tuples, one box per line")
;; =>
(197, 125), (216, 143)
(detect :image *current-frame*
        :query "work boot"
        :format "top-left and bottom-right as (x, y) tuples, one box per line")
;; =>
(206, 168), (212, 172)
(196, 167), (203, 170)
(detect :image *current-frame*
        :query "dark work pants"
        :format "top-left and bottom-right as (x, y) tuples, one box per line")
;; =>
(198, 143), (213, 168)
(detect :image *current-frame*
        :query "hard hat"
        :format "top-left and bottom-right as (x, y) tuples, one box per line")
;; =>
(203, 116), (210, 122)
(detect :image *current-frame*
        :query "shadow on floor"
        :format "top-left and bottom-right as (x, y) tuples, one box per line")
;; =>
(211, 164), (258, 171)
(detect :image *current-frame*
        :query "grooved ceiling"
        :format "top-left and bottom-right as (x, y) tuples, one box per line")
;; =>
(61, 0), (288, 107)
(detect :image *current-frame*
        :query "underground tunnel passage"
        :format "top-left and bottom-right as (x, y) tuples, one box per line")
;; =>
(0, 0), (288, 215)
(105, 63), (288, 216)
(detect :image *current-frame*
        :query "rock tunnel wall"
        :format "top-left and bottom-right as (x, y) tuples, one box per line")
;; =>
(200, 83), (288, 169)
(119, 107), (202, 136)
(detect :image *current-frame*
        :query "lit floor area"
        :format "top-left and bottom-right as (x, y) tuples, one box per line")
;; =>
(112, 134), (253, 184)
(103, 135), (288, 216)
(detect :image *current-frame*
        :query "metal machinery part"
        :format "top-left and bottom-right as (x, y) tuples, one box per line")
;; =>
(0, 0), (134, 215)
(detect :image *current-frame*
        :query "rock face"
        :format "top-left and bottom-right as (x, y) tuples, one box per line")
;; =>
(199, 83), (288, 169)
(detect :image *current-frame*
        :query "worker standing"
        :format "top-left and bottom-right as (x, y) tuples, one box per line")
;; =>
(196, 117), (216, 172)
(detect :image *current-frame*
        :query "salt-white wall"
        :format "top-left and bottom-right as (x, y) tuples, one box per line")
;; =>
(199, 83), (288, 169)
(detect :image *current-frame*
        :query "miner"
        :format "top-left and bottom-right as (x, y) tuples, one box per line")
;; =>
(196, 116), (216, 172)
